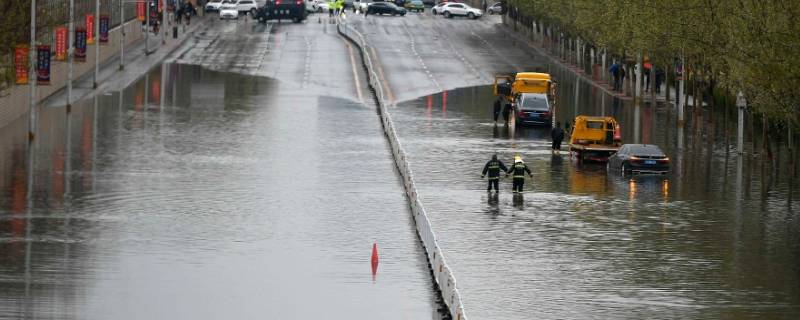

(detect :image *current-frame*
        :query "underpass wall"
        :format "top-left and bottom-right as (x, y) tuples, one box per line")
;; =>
(337, 20), (469, 320)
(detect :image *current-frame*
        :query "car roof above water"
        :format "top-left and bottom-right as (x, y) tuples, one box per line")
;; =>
(622, 144), (665, 156)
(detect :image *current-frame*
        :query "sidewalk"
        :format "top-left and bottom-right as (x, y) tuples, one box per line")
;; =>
(0, 15), (209, 129)
(44, 16), (210, 110)
(500, 18), (705, 107)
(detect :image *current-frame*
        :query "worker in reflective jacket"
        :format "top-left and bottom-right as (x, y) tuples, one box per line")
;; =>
(481, 154), (508, 192)
(506, 155), (532, 193)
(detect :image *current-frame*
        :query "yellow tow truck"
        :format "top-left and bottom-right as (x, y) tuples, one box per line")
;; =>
(494, 72), (557, 126)
(569, 115), (622, 162)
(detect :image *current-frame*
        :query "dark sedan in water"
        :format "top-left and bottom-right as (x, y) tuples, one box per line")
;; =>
(607, 144), (670, 174)
(515, 93), (552, 126)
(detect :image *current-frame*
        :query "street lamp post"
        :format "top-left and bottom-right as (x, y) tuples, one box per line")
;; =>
(94, 0), (100, 88)
(29, 0), (37, 142)
(737, 91), (747, 155)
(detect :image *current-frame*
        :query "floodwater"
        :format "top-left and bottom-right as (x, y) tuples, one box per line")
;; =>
(0, 64), (443, 319)
(390, 83), (800, 319)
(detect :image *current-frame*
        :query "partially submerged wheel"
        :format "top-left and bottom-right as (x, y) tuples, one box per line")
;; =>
(467, 12), (474, 19)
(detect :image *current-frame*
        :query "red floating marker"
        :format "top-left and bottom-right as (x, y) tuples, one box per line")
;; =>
(371, 243), (379, 279)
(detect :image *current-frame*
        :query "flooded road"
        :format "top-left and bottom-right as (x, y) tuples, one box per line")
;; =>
(350, 11), (800, 320)
(390, 85), (800, 319)
(0, 17), (443, 319)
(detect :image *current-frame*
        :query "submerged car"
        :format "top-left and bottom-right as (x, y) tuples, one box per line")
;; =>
(515, 93), (552, 126)
(608, 144), (670, 174)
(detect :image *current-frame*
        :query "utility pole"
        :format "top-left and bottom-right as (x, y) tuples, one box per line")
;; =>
(736, 91), (747, 155)
(29, 0), (37, 142)
(120, 0), (125, 70)
(146, 0), (150, 55)
(67, 0), (75, 111)
(94, 0), (100, 88)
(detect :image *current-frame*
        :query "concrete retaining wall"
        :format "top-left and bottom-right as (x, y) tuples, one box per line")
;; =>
(0, 19), (144, 128)
(337, 20), (469, 320)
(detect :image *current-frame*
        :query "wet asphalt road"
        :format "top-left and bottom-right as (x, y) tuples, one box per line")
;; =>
(0, 15), (442, 319)
(350, 11), (800, 320)
(1, 8), (799, 320)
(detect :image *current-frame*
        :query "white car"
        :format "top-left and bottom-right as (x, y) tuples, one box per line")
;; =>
(232, 0), (259, 14)
(205, 0), (225, 11)
(440, 2), (482, 19)
(487, 2), (502, 14)
(354, 0), (373, 12)
(219, 2), (239, 19)
(431, 2), (446, 15)
(313, 1), (330, 12)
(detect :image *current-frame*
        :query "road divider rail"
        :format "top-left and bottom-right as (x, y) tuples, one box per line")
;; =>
(337, 19), (468, 320)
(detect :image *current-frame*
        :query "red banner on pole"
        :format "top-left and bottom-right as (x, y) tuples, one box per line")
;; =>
(137, 1), (146, 21)
(55, 27), (68, 61)
(14, 45), (29, 85)
(86, 14), (95, 44)
(37, 45), (51, 85)
(99, 15), (110, 43)
(75, 27), (87, 62)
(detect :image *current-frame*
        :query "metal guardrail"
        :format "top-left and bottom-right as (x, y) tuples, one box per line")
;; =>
(337, 18), (468, 320)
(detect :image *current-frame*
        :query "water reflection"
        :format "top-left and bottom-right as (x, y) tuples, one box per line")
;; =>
(0, 63), (442, 319)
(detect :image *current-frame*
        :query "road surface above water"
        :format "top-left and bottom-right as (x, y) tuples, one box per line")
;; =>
(0, 16), (442, 319)
(350, 12), (800, 320)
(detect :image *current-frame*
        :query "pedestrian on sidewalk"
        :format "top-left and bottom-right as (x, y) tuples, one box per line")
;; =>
(482, 154), (508, 193)
(551, 122), (565, 155)
(502, 101), (512, 125)
(493, 97), (502, 123)
(506, 155), (532, 193)
(619, 65), (626, 93)
(610, 62), (620, 91)
(655, 68), (665, 94)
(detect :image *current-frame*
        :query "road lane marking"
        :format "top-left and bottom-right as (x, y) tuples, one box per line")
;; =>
(370, 46), (395, 105)
(345, 41), (365, 104)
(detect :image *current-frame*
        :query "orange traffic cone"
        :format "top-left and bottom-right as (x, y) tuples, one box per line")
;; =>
(371, 243), (379, 279)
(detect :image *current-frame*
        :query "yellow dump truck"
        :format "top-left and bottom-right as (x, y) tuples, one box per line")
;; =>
(494, 72), (556, 126)
(569, 115), (622, 162)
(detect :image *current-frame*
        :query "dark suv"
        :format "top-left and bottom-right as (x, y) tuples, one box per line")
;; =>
(255, 0), (308, 23)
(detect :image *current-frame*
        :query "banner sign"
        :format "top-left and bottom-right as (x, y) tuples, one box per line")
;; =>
(99, 15), (110, 43)
(36, 45), (51, 85)
(75, 27), (87, 62)
(137, 1), (146, 21)
(86, 15), (95, 44)
(55, 27), (67, 60)
(14, 45), (29, 85)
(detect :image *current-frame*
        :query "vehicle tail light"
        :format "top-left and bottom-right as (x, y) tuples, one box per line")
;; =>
(657, 158), (670, 163)
(296, 0), (302, 5)
(541, 111), (551, 118)
(276, 0), (281, 4)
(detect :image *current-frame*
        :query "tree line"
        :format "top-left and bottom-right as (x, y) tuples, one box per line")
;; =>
(506, 0), (800, 128)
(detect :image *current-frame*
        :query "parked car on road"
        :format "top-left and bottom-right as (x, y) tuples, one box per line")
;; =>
(205, 0), (226, 12)
(229, 0), (259, 14)
(431, 2), (446, 15)
(313, 0), (330, 12)
(254, 0), (307, 23)
(608, 144), (670, 174)
(219, 2), (240, 19)
(439, 2), (482, 19)
(487, 2), (502, 14)
(366, 2), (407, 15)
(404, 0), (424, 12)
